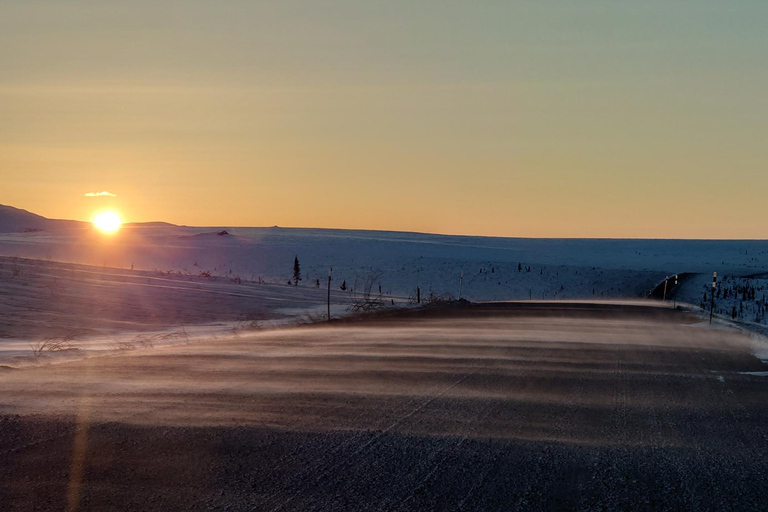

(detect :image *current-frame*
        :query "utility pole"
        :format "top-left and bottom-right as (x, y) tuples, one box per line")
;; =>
(710, 271), (717, 324)
(327, 267), (332, 322)
(458, 271), (464, 300)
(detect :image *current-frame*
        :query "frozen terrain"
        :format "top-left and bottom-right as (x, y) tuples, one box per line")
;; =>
(2, 206), (767, 305)
(0, 255), (353, 365)
(1, 204), (766, 360)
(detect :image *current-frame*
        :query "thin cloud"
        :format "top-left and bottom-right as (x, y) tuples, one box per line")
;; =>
(84, 191), (116, 197)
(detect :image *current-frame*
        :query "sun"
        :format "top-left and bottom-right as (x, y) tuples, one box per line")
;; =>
(93, 211), (122, 233)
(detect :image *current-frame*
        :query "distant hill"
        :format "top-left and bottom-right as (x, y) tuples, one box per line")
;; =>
(0, 204), (85, 233)
(0, 204), (182, 233)
(123, 221), (178, 228)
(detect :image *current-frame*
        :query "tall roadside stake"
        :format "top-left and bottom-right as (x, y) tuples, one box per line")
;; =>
(710, 271), (717, 324)
(327, 267), (332, 322)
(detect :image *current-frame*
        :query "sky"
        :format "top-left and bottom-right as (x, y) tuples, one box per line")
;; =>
(1, 1), (767, 238)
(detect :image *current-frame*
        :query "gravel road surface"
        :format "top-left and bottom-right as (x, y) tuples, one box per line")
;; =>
(1, 302), (767, 511)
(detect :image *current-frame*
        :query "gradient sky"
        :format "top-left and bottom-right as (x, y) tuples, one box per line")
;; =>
(1, 1), (766, 238)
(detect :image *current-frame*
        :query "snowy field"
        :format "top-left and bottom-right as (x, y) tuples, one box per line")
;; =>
(1, 222), (767, 359)
(2, 224), (766, 302)
(1, 204), (767, 361)
(674, 272), (768, 340)
(0, 255), (352, 365)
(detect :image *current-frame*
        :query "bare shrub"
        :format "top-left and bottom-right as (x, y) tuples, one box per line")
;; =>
(130, 334), (155, 349)
(232, 319), (263, 333)
(30, 338), (79, 357)
(156, 329), (189, 342)
(424, 292), (456, 305)
(30, 329), (90, 357)
(349, 271), (387, 313)
(295, 312), (328, 325)
(130, 326), (189, 348)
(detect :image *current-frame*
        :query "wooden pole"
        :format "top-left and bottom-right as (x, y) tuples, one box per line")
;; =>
(327, 267), (332, 322)
(710, 272), (717, 324)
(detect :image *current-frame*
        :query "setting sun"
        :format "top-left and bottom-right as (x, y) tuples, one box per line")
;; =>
(93, 211), (122, 233)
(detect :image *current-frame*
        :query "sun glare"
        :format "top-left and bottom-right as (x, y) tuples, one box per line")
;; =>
(93, 211), (122, 233)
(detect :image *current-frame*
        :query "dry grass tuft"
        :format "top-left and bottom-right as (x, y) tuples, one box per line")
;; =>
(30, 329), (91, 357)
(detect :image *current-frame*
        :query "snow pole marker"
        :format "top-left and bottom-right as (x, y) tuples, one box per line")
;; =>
(710, 272), (717, 324)
(327, 267), (332, 322)
(673, 275), (678, 308)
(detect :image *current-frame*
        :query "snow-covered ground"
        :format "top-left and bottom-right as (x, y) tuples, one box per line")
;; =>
(1, 222), (766, 364)
(0, 253), (359, 363)
(674, 272), (768, 345)
(2, 225), (766, 303)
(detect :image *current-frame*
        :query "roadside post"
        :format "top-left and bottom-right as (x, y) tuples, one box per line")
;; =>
(710, 272), (717, 324)
(673, 275), (678, 308)
(327, 267), (332, 322)
(663, 278), (668, 302)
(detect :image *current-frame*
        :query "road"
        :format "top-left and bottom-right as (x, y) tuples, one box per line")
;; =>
(1, 301), (767, 510)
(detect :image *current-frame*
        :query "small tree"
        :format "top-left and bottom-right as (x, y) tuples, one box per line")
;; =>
(293, 256), (301, 286)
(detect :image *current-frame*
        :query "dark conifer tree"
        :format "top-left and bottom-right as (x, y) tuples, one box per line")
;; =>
(292, 256), (301, 286)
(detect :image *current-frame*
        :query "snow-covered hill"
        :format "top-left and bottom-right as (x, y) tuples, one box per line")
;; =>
(0, 204), (766, 302)
(0, 204), (84, 233)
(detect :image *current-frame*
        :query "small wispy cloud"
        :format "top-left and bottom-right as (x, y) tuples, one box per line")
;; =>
(84, 191), (116, 197)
